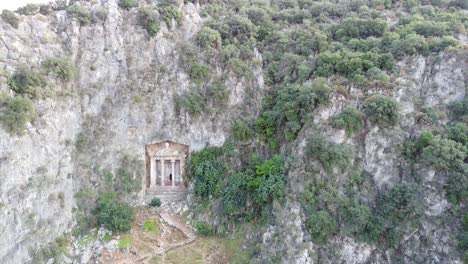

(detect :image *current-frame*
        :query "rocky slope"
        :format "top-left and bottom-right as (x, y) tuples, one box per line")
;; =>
(0, 1), (263, 263)
(0, 0), (466, 263)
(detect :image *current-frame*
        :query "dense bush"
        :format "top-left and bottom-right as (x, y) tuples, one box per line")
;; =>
(160, 4), (183, 26)
(191, 147), (225, 198)
(1, 10), (19, 28)
(333, 106), (364, 136)
(334, 18), (387, 40)
(95, 192), (134, 232)
(248, 156), (286, 205)
(448, 99), (468, 122)
(222, 172), (249, 214)
(8, 66), (47, 98)
(175, 91), (204, 116)
(306, 135), (352, 172)
(138, 8), (160, 37)
(381, 184), (418, 222)
(66, 4), (92, 26)
(446, 165), (468, 205)
(16, 4), (40, 15)
(342, 203), (384, 243)
(306, 211), (337, 242)
(420, 135), (466, 171)
(364, 95), (399, 127)
(0, 96), (35, 135)
(149, 198), (161, 207)
(196, 27), (222, 50)
(447, 123), (468, 147)
(232, 120), (254, 142)
(43, 57), (76, 81)
(194, 221), (213, 236)
(118, 0), (138, 10)
(188, 63), (210, 83)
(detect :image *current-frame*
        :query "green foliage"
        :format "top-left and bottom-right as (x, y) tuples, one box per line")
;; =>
(306, 135), (352, 172)
(149, 198), (161, 207)
(306, 211), (337, 243)
(160, 4), (183, 26)
(364, 95), (399, 127)
(108, 155), (144, 195)
(1, 10), (19, 28)
(222, 172), (249, 215)
(334, 18), (387, 40)
(138, 8), (160, 37)
(448, 99), (468, 122)
(43, 56), (76, 81)
(30, 235), (71, 263)
(16, 4), (40, 15)
(118, 236), (131, 249)
(188, 63), (210, 83)
(0, 96), (35, 135)
(248, 156), (286, 205)
(144, 219), (159, 234)
(196, 27), (222, 50)
(175, 91), (205, 116)
(118, 0), (138, 10)
(381, 184), (418, 222)
(95, 192), (134, 232)
(390, 34), (429, 57)
(194, 221), (213, 236)
(232, 120), (254, 142)
(8, 66), (47, 98)
(193, 160), (223, 198)
(333, 106), (364, 136)
(446, 165), (468, 205)
(66, 4), (92, 26)
(447, 123), (467, 146)
(342, 202), (384, 243)
(420, 135), (466, 171)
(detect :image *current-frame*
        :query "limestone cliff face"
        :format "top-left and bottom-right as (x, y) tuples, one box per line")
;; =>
(0, 0), (466, 263)
(0, 1), (263, 263)
(256, 52), (467, 264)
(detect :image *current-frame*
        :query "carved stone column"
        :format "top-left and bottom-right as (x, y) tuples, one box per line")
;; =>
(150, 158), (156, 189)
(171, 160), (175, 187)
(161, 159), (165, 186)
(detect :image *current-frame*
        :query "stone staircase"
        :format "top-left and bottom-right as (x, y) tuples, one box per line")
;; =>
(146, 187), (189, 203)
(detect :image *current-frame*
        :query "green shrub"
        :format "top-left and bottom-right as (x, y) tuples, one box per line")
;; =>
(43, 57), (76, 81)
(222, 172), (249, 214)
(333, 106), (364, 136)
(95, 192), (134, 232)
(447, 123), (467, 147)
(1, 10), (19, 28)
(0, 96), (35, 135)
(144, 219), (159, 234)
(193, 160), (223, 198)
(420, 135), (466, 171)
(446, 165), (468, 205)
(16, 4), (40, 15)
(306, 135), (352, 172)
(196, 27), (222, 50)
(194, 221), (213, 236)
(248, 156), (286, 205)
(8, 66), (47, 98)
(342, 203), (384, 243)
(160, 4), (183, 26)
(232, 120), (254, 142)
(364, 95), (399, 127)
(306, 211), (337, 242)
(118, 0), (138, 10)
(334, 18), (387, 40)
(448, 99), (467, 122)
(118, 236), (131, 249)
(138, 8), (160, 37)
(113, 155), (144, 195)
(66, 4), (92, 26)
(381, 184), (417, 222)
(149, 198), (161, 207)
(175, 91), (205, 116)
(188, 63), (210, 83)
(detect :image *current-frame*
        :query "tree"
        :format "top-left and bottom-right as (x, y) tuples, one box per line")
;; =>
(364, 95), (399, 127)
(95, 192), (134, 232)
